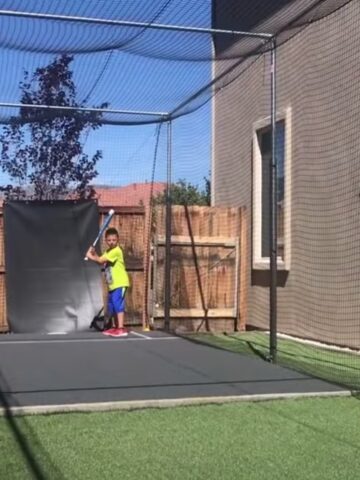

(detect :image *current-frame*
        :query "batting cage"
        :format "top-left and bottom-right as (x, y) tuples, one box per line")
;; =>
(0, 0), (359, 398)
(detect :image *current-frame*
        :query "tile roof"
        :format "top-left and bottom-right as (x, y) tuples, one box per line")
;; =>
(94, 182), (166, 206)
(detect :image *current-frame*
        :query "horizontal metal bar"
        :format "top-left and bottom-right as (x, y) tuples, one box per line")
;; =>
(153, 308), (237, 318)
(0, 102), (168, 117)
(0, 10), (273, 39)
(157, 235), (238, 247)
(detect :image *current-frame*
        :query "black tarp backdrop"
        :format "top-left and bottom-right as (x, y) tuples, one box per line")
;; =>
(4, 200), (103, 333)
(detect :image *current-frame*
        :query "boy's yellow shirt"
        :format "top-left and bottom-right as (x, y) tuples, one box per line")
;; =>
(100, 246), (129, 291)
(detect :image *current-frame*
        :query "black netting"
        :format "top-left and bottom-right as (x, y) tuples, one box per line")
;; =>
(0, 0), (352, 124)
(0, 0), (359, 389)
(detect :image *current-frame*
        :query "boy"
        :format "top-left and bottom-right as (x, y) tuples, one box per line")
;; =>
(86, 227), (129, 337)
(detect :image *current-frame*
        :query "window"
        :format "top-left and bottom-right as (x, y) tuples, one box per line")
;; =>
(253, 108), (291, 270)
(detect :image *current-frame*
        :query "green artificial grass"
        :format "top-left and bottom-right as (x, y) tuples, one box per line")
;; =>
(1, 397), (360, 479)
(187, 332), (360, 390)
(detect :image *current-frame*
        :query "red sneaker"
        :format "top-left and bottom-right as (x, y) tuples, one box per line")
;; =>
(102, 328), (116, 336)
(109, 328), (128, 337)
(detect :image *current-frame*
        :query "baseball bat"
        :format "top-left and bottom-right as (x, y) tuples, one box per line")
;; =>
(84, 209), (115, 260)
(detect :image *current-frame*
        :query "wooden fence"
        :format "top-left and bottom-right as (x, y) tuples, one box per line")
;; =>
(151, 205), (247, 331)
(0, 204), (247, 332)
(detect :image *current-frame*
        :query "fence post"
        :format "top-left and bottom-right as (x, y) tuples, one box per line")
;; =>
(164, 119), (172, 331)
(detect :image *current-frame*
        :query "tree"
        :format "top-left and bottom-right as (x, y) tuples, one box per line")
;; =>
(153, 177), (211, 206)
(0, 54), (108, 200)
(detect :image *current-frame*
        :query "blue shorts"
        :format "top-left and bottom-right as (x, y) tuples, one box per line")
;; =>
(107, 287), (127, 315)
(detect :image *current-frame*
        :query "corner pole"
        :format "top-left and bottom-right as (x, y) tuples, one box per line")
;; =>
(164, 119), (172, 331)
(269, 37), (277, 362)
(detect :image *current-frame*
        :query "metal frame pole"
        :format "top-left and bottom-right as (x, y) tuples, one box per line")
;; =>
(0, 101), (168, 117)
(164, 119), (172, 331)
(269, 37), (277, 362)
(0, 10), (272, 40)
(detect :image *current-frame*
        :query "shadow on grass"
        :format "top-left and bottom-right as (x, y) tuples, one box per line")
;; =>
(225, 334), (360, 390)
(178, 331), (360, 391)
(244, 339), (269, 361)
(226, 333), (360, 371)
(0, 370), (65, 480)
(174, 330), (269, 361)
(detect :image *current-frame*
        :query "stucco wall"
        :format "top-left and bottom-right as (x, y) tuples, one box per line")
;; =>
(213, 1), (360, 347)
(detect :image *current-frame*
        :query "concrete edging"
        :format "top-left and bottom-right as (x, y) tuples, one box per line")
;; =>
(0, 390), (352, 416)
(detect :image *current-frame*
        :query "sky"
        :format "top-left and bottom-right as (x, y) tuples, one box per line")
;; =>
(82, 103), (211, 188)
(0, 1), (214, 190)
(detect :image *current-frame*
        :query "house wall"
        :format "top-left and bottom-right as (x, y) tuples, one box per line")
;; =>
(213, 0), (360, 347)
